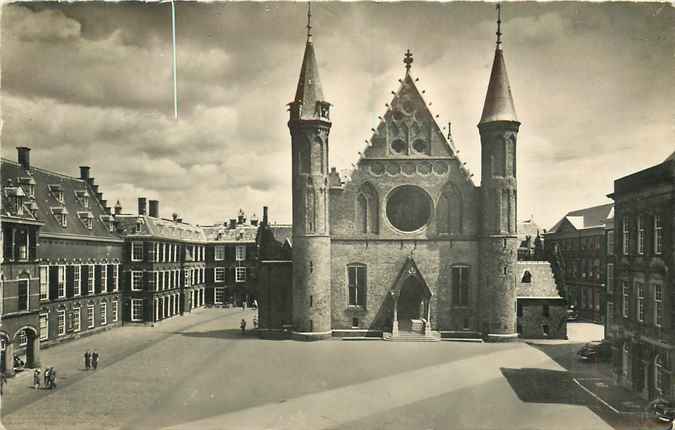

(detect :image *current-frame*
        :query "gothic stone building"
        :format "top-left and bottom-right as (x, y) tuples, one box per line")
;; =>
(259, 19), (523, 341)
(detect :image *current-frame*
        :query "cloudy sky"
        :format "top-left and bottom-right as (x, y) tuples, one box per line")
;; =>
(2, 1), (673, 229)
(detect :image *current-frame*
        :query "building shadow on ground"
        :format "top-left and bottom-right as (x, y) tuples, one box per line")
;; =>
(501, 367), (589, 405)
(173, 328), (285, 341)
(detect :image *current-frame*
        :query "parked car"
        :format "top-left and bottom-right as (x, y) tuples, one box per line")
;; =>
(567, 306), (579, 321)
(577, 340), (612, 362)
(649, 399), (675, 423)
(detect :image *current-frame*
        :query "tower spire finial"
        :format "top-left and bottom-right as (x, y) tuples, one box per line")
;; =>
(496, 2), (503, 50)
(306, 2), (312, 42)
(403, 49), (413, 73)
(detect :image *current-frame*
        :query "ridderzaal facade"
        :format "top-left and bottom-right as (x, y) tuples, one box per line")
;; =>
(258, 11), (524, 341)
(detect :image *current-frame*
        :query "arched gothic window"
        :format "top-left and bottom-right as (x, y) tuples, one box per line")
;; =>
(356, 182), (379, 234)
(437, 183), (463, 235)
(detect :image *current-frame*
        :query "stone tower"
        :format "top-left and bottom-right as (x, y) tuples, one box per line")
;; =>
(478, 7), (521, 341)
(288, 10), (332, 338)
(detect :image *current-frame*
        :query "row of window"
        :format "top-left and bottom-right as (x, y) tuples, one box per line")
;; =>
(214, 245), (247, 261)
(39, 301), (118, 340)
(131, 242), (207, 263)
(129, 289), (206, 322)
(564, 258), (602, 281)
(130, 268), (206, 291)
(615, 280), (664, 327)
(39, 264), (119, 300)
(622, 214), (664, 256)
(213, 267), (247, 284)
(621, 345), (670, 397)
(154, 294), (181, 321)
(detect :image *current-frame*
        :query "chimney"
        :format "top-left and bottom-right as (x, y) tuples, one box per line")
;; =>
(79, 166), (91, 180)
(96, 192), (103, 201)
(172, 212), (178, 222)
(138, 197), (147, 216)
(176, 217), (183, 223)
(251, 213), (258, 226)
(229, 219), (236, 229)
(105, 207), (111, 215)
(262, 206), (269, 226)
(17, 147), (30, 170)
(100, 199), (107, 208)
(114, 200), (122, 216)
(148, 200), (159, 218)
(87, 178), (95, 186)
(237, 209), (245, 224)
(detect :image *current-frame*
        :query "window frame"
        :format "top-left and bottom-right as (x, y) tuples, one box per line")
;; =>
(235, 266), (247, 283)
(452, 266), (470, 307)
(57, 309), (66, 336)
(215, 246), (225, 261)
(214, 287), (225, 304)
(654, 215), (663, 255)
(636, 281), (645, 323)
(131, 299), (143, 322)
(100, 301), (107, 326)
(622, 217), (630, 255)
(131, 271), (143, 291)
(72, 306), (81, 332)
(347, 264), (367, 307)
(87, 304), (95, 328)
(39, 312), (49, 340)
(235, 245), (246, 261)
(131, 241), (144, 262)
(637, 215), (645, 255)
(57, 265), (66, 298)
(112, 300), (119, 322)
(39, 265), (49, 301)
(654, 283), (663, 328)
(88, 264), (95, 294)
(73, 264), (81, 296)
(622, 280), (630, 318)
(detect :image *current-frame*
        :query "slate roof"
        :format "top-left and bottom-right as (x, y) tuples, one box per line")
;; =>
(548, 203), (614, 234)
(201, 223), (258, 243)
(480, 47), (518, 124)
(516, 262), (561, 298)
(1, 159), (120, 241)
(116, 214), (207, 243)
(292, 39), (326, 120)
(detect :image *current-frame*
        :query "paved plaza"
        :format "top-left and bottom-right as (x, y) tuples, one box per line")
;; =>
(0, 309), (653, 430)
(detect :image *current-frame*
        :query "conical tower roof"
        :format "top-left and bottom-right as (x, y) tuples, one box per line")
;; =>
(292, 40), (326, 120)
(479, 47), (518, 124)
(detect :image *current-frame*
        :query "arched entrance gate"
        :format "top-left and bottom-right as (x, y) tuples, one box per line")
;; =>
(390, 257), (432, 337)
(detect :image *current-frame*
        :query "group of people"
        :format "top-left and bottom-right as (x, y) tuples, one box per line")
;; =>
(33, 367), (56, 390)
(84, 350), (100, 370)
(239, 317), (258, 334)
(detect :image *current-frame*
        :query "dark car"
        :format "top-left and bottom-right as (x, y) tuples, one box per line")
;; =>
(649, 399), (675, 423)
(577, 340), (612, 362)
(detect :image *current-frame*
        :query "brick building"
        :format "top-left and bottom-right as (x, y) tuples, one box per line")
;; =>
(1, 148), (124, 373)
(515, 261), (567, 339)
(115, 199), (207, 324)
(544, 203), (614, 322)
(258, 13), (524, 341)
(608, 151), (674, 401)
(203, 211), (259, 308)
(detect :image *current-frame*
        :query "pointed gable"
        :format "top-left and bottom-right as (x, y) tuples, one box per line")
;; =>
(363, 73), (455, 160)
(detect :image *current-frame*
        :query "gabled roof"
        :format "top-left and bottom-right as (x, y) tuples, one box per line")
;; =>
(292, 40), (326, 120)
(479, 48), (518, 124)
(1, 159), (120, 240)
(548, 203), (614, 234)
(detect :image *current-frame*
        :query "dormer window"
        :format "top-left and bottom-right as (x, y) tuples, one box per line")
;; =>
(100, 215), (114, 233)
(78, 212), (94, 230)
(48, 184), (64, 203)
(135, 217), (144, 234)
(51, 207), (68, 227)
(75, 190), (89, 208)
(19, 178), (36, 199)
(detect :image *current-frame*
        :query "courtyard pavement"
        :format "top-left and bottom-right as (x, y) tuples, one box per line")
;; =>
(0, 310), (659, 430)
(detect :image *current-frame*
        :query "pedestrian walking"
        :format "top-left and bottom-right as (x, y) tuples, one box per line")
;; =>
(84, 350), (91, 370)
(240, 318), (247, 334)
(0, 371), (7, 395)
(91, 351), (99, 370)
(49, 367), (56, 389)
(43, 367), (50, 388)
(33, 368), (41, 390)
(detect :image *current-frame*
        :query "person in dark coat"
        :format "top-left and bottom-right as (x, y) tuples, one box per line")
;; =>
(49, 367), (56, 389)
(43, 367), (50, 388)
(91, 351), (99, 370)
(33, 368), (41, 390)
(240, 319), (246, 334)
(84, 350), (91, 370)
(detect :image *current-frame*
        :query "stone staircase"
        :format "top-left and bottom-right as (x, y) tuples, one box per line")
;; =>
(383, 331), (441, 342)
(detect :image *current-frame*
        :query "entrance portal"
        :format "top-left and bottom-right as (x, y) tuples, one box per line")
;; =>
(397, 277), (426, 332)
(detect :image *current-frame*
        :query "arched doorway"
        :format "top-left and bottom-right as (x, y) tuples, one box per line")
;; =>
(13, 327), (40, 369)
(397, 277), (427, 332)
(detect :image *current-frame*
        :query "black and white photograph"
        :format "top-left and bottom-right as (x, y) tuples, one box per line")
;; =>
(0, 1), (673, 429)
